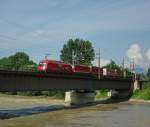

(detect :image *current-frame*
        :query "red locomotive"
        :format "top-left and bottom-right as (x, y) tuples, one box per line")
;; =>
(37, 60), (73, 73)
(37, 59), (124, 78)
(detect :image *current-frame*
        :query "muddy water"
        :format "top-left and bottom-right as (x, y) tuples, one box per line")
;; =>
(0, 95), (150, 127)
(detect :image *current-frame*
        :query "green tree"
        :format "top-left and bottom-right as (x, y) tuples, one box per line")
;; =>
(103, 60), (121, 70)
(0, 52), (38, 95)
(0, 57), (12, 70)
(9, 52), (30, 71)
(60, 38), (95, 65)
(0, 52), (37, 71)
(21, 60), (37, 71)
(147, 68), (150, 77)
(103, 60), (134, 78)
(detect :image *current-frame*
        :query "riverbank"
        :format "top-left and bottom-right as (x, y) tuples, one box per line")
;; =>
(1, 93), (150, 107)
(1, 93), (150, 120)
(129, 99), (150, 103)
(0, 94), (66, 119)
(1, 91), (150, 107)
(0, 93), (64, 109)
(132, 80), (150, 100)
(0, 99), (150, 127)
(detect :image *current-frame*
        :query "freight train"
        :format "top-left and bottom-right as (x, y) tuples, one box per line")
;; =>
(37, 59), (134, 79)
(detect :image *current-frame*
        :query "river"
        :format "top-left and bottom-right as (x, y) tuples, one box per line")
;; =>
(0, 95), (150, 127)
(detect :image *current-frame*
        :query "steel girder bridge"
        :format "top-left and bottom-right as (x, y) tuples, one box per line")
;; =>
(0, 70), (133, 92)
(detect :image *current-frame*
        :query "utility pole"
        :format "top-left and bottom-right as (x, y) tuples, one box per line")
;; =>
(45, 53), (51, 60)
(130, 58), (136, 80)
(129, 60), (132, 72)
(122, 57), (126, 78)
(98, 48), (101, 79)
(132, 58), (136, 80)
(132, 59), (135, 73)
(72, 50), (75, 66)
(130, 58), (135, 73)
(122, 57), (125, 70)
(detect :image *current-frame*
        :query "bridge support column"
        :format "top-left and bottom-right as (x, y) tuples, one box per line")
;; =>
(108, 89), (133, 99)
(134, 80), (140, 90)
(65, 90), (95, 105)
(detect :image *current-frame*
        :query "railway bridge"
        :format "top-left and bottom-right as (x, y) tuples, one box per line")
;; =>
(0, 70), (134, 105)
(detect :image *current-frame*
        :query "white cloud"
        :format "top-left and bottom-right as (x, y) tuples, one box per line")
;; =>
(146, 48), (150, 63)
(92, 58), (110, 67)
(127, 43), (143, 64)
(126, 44), (150, 70)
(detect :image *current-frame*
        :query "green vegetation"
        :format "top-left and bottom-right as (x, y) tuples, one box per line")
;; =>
(96, 60), (134, 99)
(16, 90), (65, 99)
(147, 68), (150, 77)
(60, 38), (95, 98)
(103, 60), (134, 78)
(132, 67), (150, 100)
(133, 80), (150, 100)
(0, 38), (95, 99)
(103, 60), (121, 70)
(0, 52), (65, 99)
(2, 90), (65, 99)
(1, 40), (149, 100)
(0, 52), (37, 71)
(60, 38), (95, 65)
(96, 90), (108, 99)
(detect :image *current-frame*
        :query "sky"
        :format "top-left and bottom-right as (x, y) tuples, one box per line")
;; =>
(0, 0), (150, 70)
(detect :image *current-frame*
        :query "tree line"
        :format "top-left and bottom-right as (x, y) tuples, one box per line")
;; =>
(0, 38), (149, 98)
(0, 52), (37, 71)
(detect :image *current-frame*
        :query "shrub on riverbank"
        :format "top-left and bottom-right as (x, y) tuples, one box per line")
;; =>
(1, 90), (65, 99)
(96, 90), (108, 98)
(133, 81), (150, 100)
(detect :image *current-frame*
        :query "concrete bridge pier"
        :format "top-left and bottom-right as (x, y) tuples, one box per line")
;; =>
(65, 90), (95, 105)
(134, 80), (139, 90)
(108, 89), (133, 99)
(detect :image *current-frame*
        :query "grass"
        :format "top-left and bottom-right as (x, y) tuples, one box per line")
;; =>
(0, 90), (65, 99)
(133, 80), (150, 100)
(96, 90), (108, 99)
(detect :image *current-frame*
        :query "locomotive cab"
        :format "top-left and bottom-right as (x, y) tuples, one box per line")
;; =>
(37, 62), (47, 71)
(37, 60), (73, 73)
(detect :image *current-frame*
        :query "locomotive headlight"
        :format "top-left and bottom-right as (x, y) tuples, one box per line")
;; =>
(42, 63), (46, 70)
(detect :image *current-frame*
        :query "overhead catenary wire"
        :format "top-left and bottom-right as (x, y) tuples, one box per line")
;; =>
(97, 48), (101, 79)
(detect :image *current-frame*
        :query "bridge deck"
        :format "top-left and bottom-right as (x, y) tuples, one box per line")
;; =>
(0, 70), (133, 92)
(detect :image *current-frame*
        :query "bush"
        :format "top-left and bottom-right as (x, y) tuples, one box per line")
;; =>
(1, 90), (66, 99)
(133, 82), (150, 100)
(41, 90), (65, 99)
(96, 90), (108, 99)
(17, 91), (42, 96)
(3, 92), (17, 95)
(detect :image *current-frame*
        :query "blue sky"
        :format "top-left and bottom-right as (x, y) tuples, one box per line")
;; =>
(0, 0), (150, 69)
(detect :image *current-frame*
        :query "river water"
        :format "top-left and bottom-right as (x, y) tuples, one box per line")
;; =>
(0, 95), (150, 127)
